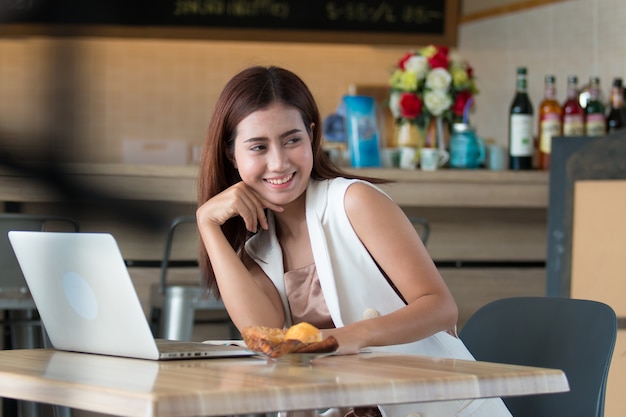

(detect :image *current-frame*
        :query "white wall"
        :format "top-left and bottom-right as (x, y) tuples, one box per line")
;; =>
(459, 0), (626, 146)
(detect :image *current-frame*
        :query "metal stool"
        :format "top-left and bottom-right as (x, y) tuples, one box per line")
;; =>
(149, 215), (238, 341)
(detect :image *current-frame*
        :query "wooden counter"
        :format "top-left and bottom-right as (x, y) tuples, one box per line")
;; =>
(0, 164), (550, 327)
(0, 163), (549, 208)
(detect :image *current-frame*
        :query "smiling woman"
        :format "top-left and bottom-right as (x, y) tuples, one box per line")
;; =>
(194, 65), (513, 417)
(231, 102), (313, 207)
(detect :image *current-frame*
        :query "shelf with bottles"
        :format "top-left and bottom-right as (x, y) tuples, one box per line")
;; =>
(508, 70), (626, 172)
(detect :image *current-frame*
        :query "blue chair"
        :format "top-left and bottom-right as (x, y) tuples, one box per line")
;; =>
(459, 296), (617, 417)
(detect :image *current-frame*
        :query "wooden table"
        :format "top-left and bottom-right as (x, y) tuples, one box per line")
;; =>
(0, 349), (568, 417)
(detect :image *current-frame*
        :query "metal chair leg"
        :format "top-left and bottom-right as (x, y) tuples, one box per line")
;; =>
(162, 286), (197, 341)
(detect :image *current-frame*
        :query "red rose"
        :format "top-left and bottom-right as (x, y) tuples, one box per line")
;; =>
(400, 93), (422, 118)
(398, 52), (414, 71)
(428, 49), (449, 69)
(452, 91), (473, 116)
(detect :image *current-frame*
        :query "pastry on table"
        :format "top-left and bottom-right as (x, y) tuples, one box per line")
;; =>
(242, 322), (339, 358)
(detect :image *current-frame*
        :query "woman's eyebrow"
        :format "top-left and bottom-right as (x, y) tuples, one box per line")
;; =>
(279, 129), (303, 138)
(243, 136), (267, 143)
(242, 128), (303, 143)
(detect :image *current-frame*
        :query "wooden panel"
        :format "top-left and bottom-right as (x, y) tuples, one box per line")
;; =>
(443, 268), (546, 329)
(19, 202), (547, 262)
(460, 0), (565, 23)
(406, 207), (547, 261)
(571, 181), (626, 316)
(570, 181), (626, 417)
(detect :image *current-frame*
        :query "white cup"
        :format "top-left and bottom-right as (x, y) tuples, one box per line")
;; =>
(399, 147), (418, 169)
(487, 144), (506, 171)
(420, 148), (449, 171)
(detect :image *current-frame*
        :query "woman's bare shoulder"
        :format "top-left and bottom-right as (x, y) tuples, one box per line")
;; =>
(344, 180), (392, 210)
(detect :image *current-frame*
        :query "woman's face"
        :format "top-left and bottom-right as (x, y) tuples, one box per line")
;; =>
(232, 102), (314, 208)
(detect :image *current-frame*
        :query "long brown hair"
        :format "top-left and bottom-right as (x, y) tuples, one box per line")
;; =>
(198, 65), (387, 297)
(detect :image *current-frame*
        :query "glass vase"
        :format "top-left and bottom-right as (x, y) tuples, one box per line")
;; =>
(396, 122), (422, 148)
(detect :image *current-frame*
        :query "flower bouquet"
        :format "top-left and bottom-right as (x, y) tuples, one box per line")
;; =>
(388, 45), (478, 149)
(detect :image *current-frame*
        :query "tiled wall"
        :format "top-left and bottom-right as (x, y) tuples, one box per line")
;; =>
(0, 37), (407, 163)
(459, 0), (626, 145)
(1, 0), (624, 161)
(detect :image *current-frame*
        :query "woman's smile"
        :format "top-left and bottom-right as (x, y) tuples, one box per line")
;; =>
(265, 173), (295, 186)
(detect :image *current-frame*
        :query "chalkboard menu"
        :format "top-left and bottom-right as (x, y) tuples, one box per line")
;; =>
(0, 0), (459, 45)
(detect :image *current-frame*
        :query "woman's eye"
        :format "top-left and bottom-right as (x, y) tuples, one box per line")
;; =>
(249, 144), (266, 152)
(286, 136), (302, 145)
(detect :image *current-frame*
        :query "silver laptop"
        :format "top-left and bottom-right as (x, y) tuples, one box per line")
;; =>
(8, 231), (254, 361)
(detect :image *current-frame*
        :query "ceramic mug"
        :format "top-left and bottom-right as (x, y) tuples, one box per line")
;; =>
(487, 144), (506, 171)
(420, 148), (449, 171)
(399, 147), (418, 169)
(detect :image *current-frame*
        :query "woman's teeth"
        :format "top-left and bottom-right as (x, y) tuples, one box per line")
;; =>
(266, 174), (293, 185)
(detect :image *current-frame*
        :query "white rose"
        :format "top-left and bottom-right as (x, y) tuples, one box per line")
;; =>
(388, 91), (402, 118)
(404, 55), (429, 80)
(424, 90), (452, 116)
(425, 67), (452, 91)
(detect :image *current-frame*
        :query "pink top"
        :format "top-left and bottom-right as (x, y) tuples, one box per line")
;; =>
(284, 263), (335, 329)
(284, 264), (381, 417)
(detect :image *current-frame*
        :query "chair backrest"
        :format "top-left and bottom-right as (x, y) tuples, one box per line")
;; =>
(408, 216), (430, 246)
(459, 296), (617, 417)
(0, 214), (80, 290)
(158, 214), (198, 293)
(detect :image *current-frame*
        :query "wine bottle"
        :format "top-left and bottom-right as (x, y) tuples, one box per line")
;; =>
(562, 75), (585, 136)
(584, 76), (606, 136)
(606, 77), (625, 133)
(537, 75), (562, 170)
(509, 67), (534, 170)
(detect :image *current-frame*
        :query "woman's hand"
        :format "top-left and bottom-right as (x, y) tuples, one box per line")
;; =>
(321, 325), (369, 355)
(197, 181), (283, 233)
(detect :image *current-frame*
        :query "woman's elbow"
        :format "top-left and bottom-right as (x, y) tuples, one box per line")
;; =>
(442, 294), (459, 329)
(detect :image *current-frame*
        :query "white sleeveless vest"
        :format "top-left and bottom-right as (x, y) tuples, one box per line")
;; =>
(245, 178), (511, 417)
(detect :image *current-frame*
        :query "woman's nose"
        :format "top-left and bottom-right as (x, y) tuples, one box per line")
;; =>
(267, 147), (288, 170)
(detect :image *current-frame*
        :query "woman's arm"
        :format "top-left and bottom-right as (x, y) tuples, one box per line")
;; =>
(196, 181), (285, 330)
(323, 182), (458, 354)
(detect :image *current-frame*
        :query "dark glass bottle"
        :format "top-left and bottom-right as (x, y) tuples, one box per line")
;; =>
(509, 67), (534, 170)
(606, 77), (625, 134)
(584, 76), (606, 136)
